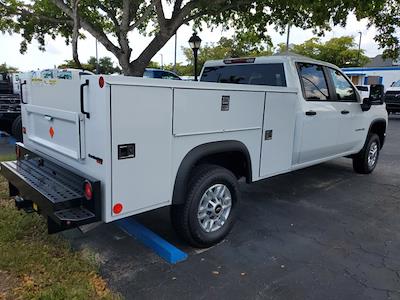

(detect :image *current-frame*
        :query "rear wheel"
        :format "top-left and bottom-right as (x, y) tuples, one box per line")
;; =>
(353, 133), (380, 174)
(171, 164), (239, 248)
(11, 115), (22, 142)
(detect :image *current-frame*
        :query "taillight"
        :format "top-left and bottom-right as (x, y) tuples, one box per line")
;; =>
(113, 203), (123, 214)
(223, 57), (255, 64)
(84, 181), (93, 200)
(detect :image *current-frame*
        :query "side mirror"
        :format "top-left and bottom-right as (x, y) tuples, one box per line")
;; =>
(361, 97), (371, 112)
(369, 84), (385, 104)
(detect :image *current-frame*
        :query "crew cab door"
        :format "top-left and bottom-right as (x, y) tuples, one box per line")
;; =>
(325, 67), (365, 153)
(296, 63), (341, 163)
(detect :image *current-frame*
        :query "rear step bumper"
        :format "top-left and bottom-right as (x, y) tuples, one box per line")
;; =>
(0, 144), (101, 233)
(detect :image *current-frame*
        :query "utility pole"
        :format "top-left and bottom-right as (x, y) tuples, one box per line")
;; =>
(286, 23), (291, 53)
(174, 32), (177, 73)
(160, 54), (164, 70)
(358, 32), (362, 66)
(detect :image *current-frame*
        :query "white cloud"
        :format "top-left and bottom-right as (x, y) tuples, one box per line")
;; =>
(0, 12), (381, 72)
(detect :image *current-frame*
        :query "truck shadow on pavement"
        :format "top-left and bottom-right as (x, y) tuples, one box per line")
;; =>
(64, 138), (400, 299)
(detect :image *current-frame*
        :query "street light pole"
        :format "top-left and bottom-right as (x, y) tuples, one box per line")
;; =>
(358, 31), (362, 66)
(95, 39), (99, 74)
(160, 54), (164, 70)
(193, 48), (199, 81)
(188, 32), (202, 81)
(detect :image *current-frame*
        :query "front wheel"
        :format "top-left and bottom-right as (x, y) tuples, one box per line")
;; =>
(353, 133), (380, 174)
(171, 164), (240, 248)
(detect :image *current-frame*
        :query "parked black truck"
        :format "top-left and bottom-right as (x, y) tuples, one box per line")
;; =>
(0, 72), (22, 141)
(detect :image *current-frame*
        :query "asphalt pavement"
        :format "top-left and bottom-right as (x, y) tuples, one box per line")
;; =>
(50, 115), (400, 299)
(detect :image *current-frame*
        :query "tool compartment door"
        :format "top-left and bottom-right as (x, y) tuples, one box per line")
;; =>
(110, 85), (173, 216)
(260, 91), (298, 177)
(25, 104), (84, 160)
(23, 77), (85, 160)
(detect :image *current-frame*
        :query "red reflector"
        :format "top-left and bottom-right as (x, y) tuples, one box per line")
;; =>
(99, 76), (105, 88)
(223, 58), (255, 64)
(84, 181), (93, 200)
(15, 145), (21, 158)
(113, 203), (123, 214)
(22, 127), (26, 134)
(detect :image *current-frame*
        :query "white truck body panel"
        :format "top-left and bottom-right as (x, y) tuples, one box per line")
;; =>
(18, 55), (387, 223)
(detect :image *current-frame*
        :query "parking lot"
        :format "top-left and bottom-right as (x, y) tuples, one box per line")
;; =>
(57, 115), (400, 300)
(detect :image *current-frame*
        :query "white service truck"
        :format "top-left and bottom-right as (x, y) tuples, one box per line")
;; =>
(0, 55), (388, 247)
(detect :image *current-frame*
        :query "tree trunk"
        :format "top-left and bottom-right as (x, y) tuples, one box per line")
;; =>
(72, 0), (82, 69)
(124, 60), (147, 76)
(120, 32), (173, 76)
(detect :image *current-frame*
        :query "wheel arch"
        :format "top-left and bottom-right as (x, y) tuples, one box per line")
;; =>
(172, 140), (252, 205)
(368, 118), (387, 148)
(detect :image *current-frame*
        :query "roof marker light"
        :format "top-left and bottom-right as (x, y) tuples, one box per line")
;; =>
(99, 76), (105, 88)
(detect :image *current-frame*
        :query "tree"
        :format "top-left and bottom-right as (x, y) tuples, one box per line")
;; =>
(276, 36), (370, 67)
(1, 1), (399, 76)
(0, 63), (18, 73)
(182, 36), (273, 76)
(58, 56), (121, 74)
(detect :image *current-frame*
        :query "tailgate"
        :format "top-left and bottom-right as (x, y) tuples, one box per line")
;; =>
(25, 104), (85, 160)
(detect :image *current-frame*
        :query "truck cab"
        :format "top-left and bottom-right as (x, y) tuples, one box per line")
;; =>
(200, 55), (387, 168)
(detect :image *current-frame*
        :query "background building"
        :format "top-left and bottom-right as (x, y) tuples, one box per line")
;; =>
(343, 55), (400, 90)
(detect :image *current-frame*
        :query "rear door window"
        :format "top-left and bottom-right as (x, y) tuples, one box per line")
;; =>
(200, 63), (286, 87)
(297, 63), (330, 101)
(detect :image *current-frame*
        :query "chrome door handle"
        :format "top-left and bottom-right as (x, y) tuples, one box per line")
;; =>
(305, 110), (317, 116)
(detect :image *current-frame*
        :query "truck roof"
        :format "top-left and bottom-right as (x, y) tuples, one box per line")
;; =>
(203, 53), (340, 70)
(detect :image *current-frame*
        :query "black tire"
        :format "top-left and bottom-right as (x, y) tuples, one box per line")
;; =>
(353, 133), (380, 174)
(171, 164), (240, 248)
(11, 115), (22, 142)
(0, 119), (12, 135)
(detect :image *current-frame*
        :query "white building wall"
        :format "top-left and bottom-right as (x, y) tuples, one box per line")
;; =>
(342, 67), (400, 91)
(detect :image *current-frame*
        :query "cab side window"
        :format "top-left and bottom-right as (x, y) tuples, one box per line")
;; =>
(328, 68), (357, 101)
(297, 63), (330, 101)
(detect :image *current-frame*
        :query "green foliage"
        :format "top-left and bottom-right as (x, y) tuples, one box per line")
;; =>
(58, 56), (121, 74)
(0, 63), (18, 73)
(0, 0), (399, 75)
(182, 36), (273, 76)
(276, 36), (370, 67)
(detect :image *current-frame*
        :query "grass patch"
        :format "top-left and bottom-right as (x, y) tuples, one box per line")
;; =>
(0, 156), (120, 300)
(0, 154), (16, 163)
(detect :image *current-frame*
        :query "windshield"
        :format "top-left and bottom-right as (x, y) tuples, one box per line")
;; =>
(391, 80), (400, 87)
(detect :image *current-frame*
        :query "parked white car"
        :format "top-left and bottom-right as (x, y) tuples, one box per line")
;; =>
(0, 55), (387, 247)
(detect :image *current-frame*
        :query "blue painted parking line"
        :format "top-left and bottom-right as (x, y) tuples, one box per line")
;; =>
(116, 218), (188, 264)
(0, 131), (16, 144)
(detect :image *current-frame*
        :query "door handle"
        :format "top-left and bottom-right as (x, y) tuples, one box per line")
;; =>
(80, 79), (90, 119)
(341, 110), (350, 115)
(305, 110), (317, 116)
